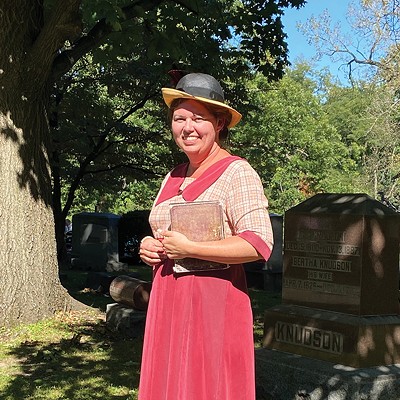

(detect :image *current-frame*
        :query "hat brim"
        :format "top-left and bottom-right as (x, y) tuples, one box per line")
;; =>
(162, 88), (242, 128)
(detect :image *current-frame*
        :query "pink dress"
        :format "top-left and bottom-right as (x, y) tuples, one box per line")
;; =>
(138, 156), (273, 400)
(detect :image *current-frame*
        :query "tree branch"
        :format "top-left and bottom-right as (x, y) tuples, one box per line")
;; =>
(50, 0), (166, 83)
(27, 0), (82, 84)
(62, 93), (155, 212)
(83, 163), (163, 177)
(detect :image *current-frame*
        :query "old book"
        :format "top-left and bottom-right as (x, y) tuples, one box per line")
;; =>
(169, 201), (229, 273)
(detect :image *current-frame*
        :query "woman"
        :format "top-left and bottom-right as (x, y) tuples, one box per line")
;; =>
(138, 73), (273, 400)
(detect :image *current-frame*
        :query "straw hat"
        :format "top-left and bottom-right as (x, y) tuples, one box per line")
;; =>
(162, 73), (242, 128)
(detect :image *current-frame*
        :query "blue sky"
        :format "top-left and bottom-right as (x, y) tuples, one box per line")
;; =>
(281, 0), (351, 80)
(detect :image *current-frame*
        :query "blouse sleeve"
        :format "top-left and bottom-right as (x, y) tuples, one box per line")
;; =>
(225, 161), (274, 261)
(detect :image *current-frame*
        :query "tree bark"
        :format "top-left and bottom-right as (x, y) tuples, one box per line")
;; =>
(0, 93), (84, 325)
(0, 0), (84, 327)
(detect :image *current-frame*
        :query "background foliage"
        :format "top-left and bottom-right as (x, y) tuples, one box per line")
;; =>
(50, 0), (400, 243)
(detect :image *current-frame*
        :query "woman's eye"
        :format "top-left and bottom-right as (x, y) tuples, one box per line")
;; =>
(173, 116), (206, 123)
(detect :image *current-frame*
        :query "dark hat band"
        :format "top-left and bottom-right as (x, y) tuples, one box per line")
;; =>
(177, 86), (225, 103)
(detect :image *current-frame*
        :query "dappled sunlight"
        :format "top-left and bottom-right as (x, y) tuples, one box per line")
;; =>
(260, 193), (400, 398)
(0, 274), (283, 399)
(369, 219), (386, 279)
(282, 193), (399, 316)
(1, 100), (53, 206)
(256, 346), (400, 400)
(0, 110), (21, 143)
(384, 327), (400, 365)
(0, 311), (142, 399)
(357, 326), (375, 357)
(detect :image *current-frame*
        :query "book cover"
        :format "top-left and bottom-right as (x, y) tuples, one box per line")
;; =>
(169, 201), (229, 273)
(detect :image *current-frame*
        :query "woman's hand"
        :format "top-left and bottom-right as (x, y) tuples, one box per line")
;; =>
(158, 230), (264, 265)
(139, 236), (167, 267)
(157, 229), (192, 260)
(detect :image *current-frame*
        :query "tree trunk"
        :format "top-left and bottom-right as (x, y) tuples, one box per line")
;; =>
(0, 1), (83, 327)
(0, 96), (81, 327)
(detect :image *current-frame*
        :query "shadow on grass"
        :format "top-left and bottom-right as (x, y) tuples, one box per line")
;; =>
(0, 313), (143, 400)
(0, 266), (152, 400)
(1, 266), (282, 399)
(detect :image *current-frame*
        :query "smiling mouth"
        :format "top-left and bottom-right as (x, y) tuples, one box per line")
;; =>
(183, 135), (199, 141)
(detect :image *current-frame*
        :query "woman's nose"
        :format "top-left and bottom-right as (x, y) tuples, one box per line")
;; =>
(183, 118), (194, 132)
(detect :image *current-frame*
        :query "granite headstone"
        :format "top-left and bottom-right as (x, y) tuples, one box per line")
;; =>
(264, 194), (400, 368)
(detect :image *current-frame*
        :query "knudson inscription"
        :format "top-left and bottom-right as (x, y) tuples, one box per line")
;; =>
(275, 321), (344, 354)
(292, 256), (352, 272)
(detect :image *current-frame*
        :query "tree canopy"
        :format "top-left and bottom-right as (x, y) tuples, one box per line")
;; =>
(47, 0), (308, 260)
(230, 65), (364, 212)
(300, 0), (400, 206)
(0, 0), (307, 326)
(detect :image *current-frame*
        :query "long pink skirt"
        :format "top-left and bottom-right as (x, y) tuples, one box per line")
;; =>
(138, 260), (255, 400)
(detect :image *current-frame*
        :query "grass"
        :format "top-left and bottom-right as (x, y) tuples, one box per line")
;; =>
(0, 265), (281, 399)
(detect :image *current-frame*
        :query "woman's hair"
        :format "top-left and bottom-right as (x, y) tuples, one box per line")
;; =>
(168, 98), (232, 143)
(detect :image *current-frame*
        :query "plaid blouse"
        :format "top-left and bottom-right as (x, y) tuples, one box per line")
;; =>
(150, 158), (273, 260)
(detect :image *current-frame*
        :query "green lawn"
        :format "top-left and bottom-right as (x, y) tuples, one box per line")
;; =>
(0, 266), (281, 400)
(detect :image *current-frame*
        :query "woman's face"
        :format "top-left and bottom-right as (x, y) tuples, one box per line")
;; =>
(171, 100), (224, 161)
